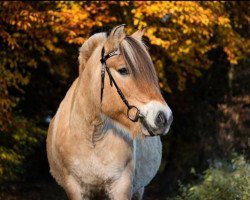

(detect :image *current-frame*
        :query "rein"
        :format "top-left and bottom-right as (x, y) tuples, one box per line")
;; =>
(100, 47), (143, 122)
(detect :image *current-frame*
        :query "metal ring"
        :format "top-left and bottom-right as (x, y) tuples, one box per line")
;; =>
(127, 106), (141, 122)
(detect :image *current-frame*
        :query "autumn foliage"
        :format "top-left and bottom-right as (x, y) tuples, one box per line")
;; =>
(0, 1), (249, 129)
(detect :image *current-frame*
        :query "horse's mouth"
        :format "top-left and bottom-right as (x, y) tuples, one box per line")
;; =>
(139, 117), (161, 137)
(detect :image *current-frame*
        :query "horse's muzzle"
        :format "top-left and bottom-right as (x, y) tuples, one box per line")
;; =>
(138, 101), (173, 136)
(140, 112), (173, 136)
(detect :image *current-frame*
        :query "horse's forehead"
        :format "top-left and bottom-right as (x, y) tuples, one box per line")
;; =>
(106, 55), (125, 68)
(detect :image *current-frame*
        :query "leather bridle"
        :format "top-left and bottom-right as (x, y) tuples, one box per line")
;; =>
(100, 47), (144, 122)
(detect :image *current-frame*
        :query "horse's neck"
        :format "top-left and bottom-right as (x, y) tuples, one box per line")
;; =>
(68, 77), (133, 148)
(69, 77), (102, 145)
(101, 115), (134, 146)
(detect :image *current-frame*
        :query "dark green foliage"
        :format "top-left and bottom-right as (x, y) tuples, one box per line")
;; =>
(173, 155), (250, 200)
(0, 116), (46, 183)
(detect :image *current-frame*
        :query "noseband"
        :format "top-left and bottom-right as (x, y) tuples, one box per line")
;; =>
(100, 47), (143, 122)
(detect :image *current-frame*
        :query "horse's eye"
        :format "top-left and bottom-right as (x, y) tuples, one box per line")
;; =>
(117, 67), (129, 76)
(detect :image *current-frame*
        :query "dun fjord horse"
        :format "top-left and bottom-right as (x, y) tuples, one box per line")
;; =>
(46, 25), (173, 200)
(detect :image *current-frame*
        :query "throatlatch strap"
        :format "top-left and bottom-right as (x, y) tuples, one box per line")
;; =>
(100, 64), (105, 102)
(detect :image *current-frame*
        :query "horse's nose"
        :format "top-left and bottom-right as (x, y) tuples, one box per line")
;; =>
(155, 111), (167, 128)
(139, 101), (173, 136)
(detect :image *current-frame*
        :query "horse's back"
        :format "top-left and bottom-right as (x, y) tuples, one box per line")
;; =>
(133, 136), (162, 193)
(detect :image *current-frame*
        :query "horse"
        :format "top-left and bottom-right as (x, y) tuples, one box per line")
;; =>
(46, 25), (173, 200)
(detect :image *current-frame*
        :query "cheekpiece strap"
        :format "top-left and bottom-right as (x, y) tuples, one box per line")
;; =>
(100, 47), (120, 102)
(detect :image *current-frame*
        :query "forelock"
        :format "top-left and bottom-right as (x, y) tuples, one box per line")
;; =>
(119, 36), (159, 87)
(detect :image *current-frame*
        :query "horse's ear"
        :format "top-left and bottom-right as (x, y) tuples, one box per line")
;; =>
(78, 33), (106, 74)
(110, 24), (126, 38)
(131, 27), (146, 40)
(105, 24), (126, 49)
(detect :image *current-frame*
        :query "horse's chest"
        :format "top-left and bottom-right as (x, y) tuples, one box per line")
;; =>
(70, 144), (132, 186)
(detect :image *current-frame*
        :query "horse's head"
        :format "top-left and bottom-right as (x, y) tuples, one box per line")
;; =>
(79, 25), (173, 137)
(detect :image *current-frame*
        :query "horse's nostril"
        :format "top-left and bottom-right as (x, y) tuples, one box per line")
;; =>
(155, 111), (167, 128)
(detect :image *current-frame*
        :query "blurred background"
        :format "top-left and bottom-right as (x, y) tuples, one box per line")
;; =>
(0, 1), (249, 200)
